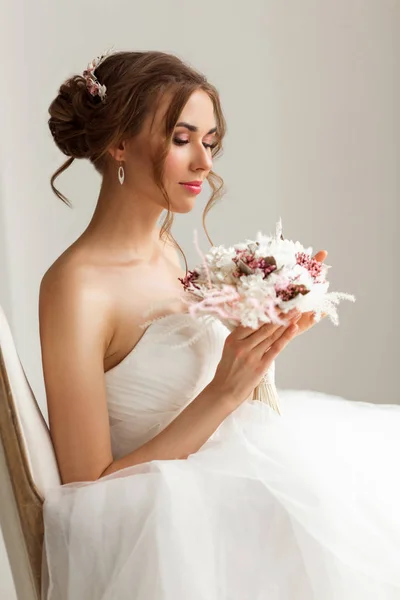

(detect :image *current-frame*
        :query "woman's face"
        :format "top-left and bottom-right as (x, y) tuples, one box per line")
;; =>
(125, 89), (218, 213)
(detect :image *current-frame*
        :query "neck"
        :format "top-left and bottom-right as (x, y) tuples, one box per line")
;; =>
(82, 177), (167, 261)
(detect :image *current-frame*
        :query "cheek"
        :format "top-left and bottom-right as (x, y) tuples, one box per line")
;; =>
(164, 148), (186, 180)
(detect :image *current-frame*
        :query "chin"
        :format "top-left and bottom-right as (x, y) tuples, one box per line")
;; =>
(172, 203), (196, 214)
(166, 196), (197, 214)
(160, 186), (198, 214)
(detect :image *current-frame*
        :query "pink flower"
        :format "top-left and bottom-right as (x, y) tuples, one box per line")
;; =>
(276, 283), (310, 302)
(296, 252), (326, 282)
(178, 270), (200, 291)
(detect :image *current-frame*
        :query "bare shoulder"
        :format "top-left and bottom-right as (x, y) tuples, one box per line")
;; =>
(40, 231), (185, 371)
(41, 251), (100, 299)
(39, 249), (114, 353)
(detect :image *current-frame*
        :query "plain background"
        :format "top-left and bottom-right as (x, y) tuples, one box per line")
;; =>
(1, 0), (399, 596)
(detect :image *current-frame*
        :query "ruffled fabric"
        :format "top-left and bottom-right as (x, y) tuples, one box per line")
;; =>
(42, 390), (400, 599)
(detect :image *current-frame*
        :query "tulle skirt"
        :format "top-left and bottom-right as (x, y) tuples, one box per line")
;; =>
(41, 390), (400, 599)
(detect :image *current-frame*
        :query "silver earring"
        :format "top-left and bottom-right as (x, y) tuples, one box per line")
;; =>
(118, 162), (125, 185)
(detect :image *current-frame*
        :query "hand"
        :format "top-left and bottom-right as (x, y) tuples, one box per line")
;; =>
(212, 308), (301, 409)
(295, 249), (328, 336)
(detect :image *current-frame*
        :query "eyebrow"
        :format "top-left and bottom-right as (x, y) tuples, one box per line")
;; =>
(175, 122), (217, 135)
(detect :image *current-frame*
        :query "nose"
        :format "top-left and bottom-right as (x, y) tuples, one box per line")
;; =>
(191, 144), (213, 173)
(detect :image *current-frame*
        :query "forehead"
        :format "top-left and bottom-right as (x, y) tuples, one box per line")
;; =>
(149, 89), (216, 135)
(178, 90), (216, 126)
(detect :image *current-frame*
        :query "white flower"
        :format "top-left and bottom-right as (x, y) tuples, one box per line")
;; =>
(98, 84), (107, 99)
(288, 264), (314, 288)
(233, 242), (249, 251)
(206, 246), (236, 270)
(183, 220), (355, 331)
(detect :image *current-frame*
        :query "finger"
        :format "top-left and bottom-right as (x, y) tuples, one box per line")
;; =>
(304, 311), (327, 327)
(278, 308), (301, 322)
(313, 250), (328, 262)
(235, 309), (300, 341)
(235, 320), (282, 343)
(313, 311), (328, 320)
(254, 323), (293, 356)
(261, 324), (298, 365)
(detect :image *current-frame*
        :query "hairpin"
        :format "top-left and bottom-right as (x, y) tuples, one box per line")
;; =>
(82, 48), (114, 102)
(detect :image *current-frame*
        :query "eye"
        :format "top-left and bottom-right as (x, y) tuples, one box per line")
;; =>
(173, 138), (218, 150)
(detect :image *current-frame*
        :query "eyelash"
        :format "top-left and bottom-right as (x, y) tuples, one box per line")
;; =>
(173, 138), (218, 150)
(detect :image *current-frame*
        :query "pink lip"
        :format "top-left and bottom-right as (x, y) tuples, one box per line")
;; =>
(180, 182), (202, 195)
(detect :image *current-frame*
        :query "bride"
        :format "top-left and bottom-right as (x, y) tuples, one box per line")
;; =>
(40, 50), (400, 599)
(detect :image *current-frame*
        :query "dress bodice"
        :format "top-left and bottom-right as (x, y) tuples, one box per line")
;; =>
(105, 313), (229, 459)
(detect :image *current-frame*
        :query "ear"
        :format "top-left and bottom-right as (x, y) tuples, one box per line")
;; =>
(107, 139), (127, 162)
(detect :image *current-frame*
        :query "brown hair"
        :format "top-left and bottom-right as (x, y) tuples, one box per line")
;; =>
(48, 50), (227, 271)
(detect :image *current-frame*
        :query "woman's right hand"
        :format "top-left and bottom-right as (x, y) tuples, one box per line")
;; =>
(211, 309), (302, 409)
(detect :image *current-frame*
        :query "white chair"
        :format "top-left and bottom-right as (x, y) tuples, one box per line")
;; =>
(0, 306), (61, 599)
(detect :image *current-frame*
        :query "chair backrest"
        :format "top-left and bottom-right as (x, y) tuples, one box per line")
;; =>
(0, 305), (61, 599)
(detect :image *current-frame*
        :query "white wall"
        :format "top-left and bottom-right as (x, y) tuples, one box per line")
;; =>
(1, 0), (399, 595)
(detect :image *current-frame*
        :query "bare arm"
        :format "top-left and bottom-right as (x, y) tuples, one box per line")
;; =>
(39, 265), (234, 484)
(100, 382), (234, 477)
(39, 266), (115, 484)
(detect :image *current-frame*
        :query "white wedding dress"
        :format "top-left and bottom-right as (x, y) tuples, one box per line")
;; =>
(41, 312), (400, 599)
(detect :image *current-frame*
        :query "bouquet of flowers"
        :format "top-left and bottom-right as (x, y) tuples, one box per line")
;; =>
(179, 219), (355, 415)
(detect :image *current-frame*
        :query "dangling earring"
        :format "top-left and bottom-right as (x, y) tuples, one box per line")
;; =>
(118, 162), (125, 185)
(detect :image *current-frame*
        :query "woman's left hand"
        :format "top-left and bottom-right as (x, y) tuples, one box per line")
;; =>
(295, 250), (328, 336)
